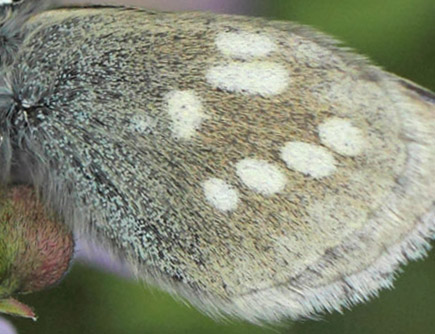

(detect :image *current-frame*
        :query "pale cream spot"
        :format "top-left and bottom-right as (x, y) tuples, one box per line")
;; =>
(0, 0), (13, 4)
(129, 115), (158, 134)
(203, 178), (239, 212)
(318, 118), (366, 156)
(236, 158), (287, 195)
(215, 31), (277, 59)
(165, 90), (207, 140)
(206, 62), (289, 96)
(281, 141), (337, 178)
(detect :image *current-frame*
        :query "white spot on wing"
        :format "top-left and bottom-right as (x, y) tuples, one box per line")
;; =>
(203, 178), (239, 212)
(318, 118), (365, 156)
(0, 0), (12, 5)
(236, 158), (287, 195)
(165, 90), (207, 140)
(206, 62), (289, 96)
(130, 115), (158, 134)
(281, 141), (337, 178)
(215, 32), (277, 59)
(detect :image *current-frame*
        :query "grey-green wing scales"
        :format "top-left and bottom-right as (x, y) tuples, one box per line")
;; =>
(6, 7), (435, 322)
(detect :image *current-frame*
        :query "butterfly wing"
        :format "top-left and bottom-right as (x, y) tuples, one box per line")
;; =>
(2, 7), (434, 322)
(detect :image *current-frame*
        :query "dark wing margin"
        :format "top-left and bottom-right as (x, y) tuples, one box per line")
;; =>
(398, 78), (435, 104)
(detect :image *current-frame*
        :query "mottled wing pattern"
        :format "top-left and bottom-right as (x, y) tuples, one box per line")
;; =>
(3, 7), (434, 322)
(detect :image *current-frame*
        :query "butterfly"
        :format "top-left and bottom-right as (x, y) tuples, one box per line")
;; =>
(0, 0), (433, 325)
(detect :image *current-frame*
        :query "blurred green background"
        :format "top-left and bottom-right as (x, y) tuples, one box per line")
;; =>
(12, 0), (435, 333)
